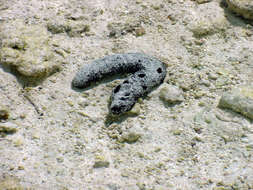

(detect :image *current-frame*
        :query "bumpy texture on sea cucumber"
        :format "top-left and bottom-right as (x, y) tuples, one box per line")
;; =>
(72, 53), (167, 114)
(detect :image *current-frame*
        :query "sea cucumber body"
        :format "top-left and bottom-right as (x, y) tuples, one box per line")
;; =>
(72, 53), (166, 114)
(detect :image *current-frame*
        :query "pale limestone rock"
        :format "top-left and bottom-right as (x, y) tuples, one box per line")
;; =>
(226, 0), (253, 20)
(188, 2), (228, 37)
(159, 84), (184, 105)
(0, 20), (63, 78)
(219, 86), (253, 119)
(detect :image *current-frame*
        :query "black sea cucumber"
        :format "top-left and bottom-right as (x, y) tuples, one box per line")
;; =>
(72, 53), (167, 114)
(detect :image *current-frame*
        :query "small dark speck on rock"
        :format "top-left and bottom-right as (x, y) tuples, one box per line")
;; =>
(93, 161), (110, 168)
(0, 125), (17, 137)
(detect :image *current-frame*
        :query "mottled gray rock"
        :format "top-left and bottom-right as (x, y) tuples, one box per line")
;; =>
(218, 86), (253, 119)
(72, 53), (167, 115)
(159, 84), (184, 105)
(226, 0), (253, 20)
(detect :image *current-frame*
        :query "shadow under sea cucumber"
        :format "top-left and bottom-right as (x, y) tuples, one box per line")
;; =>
(72, 53), (167, 115)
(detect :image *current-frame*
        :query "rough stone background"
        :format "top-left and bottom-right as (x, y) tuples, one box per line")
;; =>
(0, 0), (253, 189)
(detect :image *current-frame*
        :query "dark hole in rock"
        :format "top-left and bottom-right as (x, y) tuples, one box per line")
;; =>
(111, 105), (125, 113)
(157, 68), (162, 73)
(142, 85), (147, 90)
(111, 106), (119, 113)
(114, 85), (121, 93)
(120, 97), (128, 100)
(125, 92), (130, 96)
(123, 80), (129, 84)
(12, 45), (20, 50)
(109, 31), (116, 37)
(138, 59), (141, 63)
(138, 73), (145, 78)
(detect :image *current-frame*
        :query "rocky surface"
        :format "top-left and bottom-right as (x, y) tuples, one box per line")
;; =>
(0, 20), (64, 78)
(0, 0), (253, 189)
(188, 1), (228, 37)
(47, 20), (91, 37)
(159, 84), (184, 105)
(226, 0), (253, 20)
(219, 86), (253, 119)
(0, 175), (28, 190)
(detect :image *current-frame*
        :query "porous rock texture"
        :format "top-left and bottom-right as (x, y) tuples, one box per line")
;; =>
(72, 53), (166, 114)
(188, 2), (228, 37)
(0, 19), (63, 78)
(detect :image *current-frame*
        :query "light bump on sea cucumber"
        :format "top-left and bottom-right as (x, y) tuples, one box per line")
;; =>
(72, 53), (167, 114)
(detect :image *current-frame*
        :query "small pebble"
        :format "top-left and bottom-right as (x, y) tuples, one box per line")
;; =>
(219, 86), (253, 119)
(134, 27), (146, 37)
(13, 136), (24, 147)
(159, 84), (184, 105)
(173, 129), (182, 135)
(93, 161), (110, 168)
(119, 132), (141, 144)
(127, 103), (141, 116)
(208, 73), (218, 80)
(18, 166), (25, 170)
(195, 0), (211, 4)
